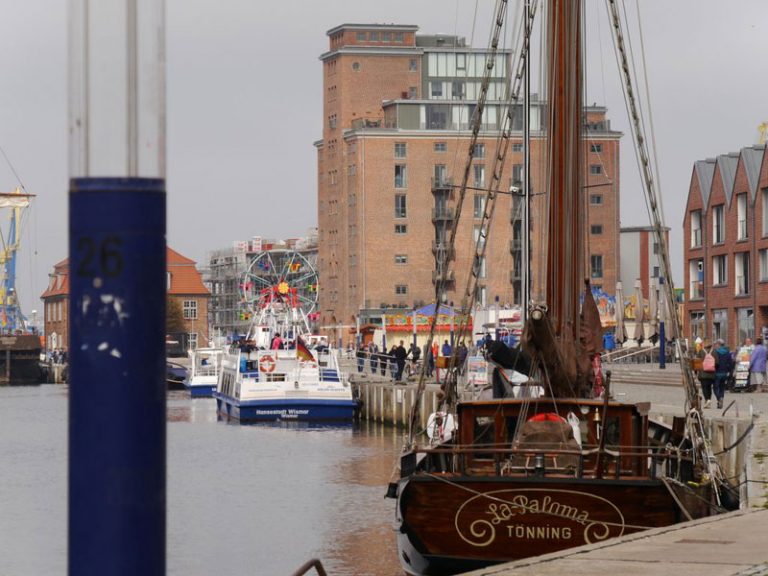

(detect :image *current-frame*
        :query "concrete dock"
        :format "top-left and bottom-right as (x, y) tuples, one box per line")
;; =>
(463, 509), (768, 575)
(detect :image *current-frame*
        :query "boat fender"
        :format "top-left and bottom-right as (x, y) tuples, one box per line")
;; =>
(259, 355), (276, 373)
(528, 412), (564, 423)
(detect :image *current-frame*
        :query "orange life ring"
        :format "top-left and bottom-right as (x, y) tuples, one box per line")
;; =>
(259, 355), (276, 373)
(528, 412), (565, 423)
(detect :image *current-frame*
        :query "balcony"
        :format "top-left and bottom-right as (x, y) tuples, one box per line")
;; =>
(431, 241), (456, 260)
(431, 207), (455, 222)
(431, 177), (454, 192)
(432, 269), (455, 283)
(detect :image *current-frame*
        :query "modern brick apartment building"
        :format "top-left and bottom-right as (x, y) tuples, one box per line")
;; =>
(683, 145), (768, 346)
(40, 247), (210, 354)
(316, 23), (621, 336)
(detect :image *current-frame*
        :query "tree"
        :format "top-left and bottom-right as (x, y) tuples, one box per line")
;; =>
(166, 297), (185, 334)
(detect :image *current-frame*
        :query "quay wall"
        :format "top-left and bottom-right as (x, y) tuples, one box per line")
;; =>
(354, 379), (442, 429)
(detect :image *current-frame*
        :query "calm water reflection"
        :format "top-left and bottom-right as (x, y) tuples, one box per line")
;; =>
(0, 385), (405, 575)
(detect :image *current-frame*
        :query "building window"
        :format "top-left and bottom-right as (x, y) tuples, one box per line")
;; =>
(395, 254), (408, 265)
(737, 193), (748, 240)
(473, 225), (486, 249)
(456, 53), (466, 70)
(589, 164), (603, 175)
(408, 86), (417, 99)
(590, 194), (603, 205)
(590, 224), (603, 235)
(590, 255), (603, 278)
(394, 164), (407, 188)
(713, 254), (727, 286)
(434, 142), (447, 152)
(394, 32), (404, 43)
(762, 189), (768, 237)
(473, 164), (485, 188)
(395, 224), (407, 234)
(183, 300), (198, 320)
(431, 81), (443, 98)
(394, 142), (406, 158)
(511, 164), (523, 185)
(735, 252), (750, 296)
(761, 249), (768, 281)
(395, 285), (408, 295)
(473, 144), (485, 158)
(690, 311), (705, 341)
(713, 204), (725, 244)
(712, 308), (728, 343)
(370, 31), (379, 42)
(590, 143), (603, 153)
(689, 259), (704, 299)
(352, 62), (360, 71)
(473, 194), (486, 218)
(433, 164), (447, 186)
(188, 333), (198, 351)
(512, 143), (523, 152)
(409, 58), (418, 71)
(394, 194), (407, 218)
(690, 209), (702, 247)
(356, 31), (366, 41)
(737, 308), (754, 345)
(474, 255), (487, 278)
(451, 81), (465, 99)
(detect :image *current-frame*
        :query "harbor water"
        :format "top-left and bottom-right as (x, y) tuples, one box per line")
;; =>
(0, 385), (404, 576)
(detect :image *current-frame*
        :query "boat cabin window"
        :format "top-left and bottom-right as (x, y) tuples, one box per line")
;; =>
(265, 373), (286, 382)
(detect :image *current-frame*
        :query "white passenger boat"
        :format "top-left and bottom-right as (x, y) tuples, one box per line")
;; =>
(213, 286), (357, 423)
(185, 347), (224, 398)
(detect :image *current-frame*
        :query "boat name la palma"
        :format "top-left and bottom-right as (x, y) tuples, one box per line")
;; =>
(455, 491), (623, 547)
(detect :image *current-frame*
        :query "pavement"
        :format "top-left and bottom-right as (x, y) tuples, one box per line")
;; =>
(463, 509), (768, 576)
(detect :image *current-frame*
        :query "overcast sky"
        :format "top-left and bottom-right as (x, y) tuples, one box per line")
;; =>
(0, 1), (766, 318)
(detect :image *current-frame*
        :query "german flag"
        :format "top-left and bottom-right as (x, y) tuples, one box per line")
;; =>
(296, 336), (314, 362)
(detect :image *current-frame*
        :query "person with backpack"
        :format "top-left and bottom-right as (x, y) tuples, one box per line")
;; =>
(697, 340), (716, 408)
(713, 338), (733, 409)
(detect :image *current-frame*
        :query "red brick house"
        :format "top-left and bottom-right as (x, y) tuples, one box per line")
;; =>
(40, 247), (211, 355)
(683, 145), (768, 346)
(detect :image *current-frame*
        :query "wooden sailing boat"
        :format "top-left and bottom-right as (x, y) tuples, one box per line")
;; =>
(388, 2), (737, 574)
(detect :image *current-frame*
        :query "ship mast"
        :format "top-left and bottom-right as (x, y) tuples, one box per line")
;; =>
(523, 0), (593, 398)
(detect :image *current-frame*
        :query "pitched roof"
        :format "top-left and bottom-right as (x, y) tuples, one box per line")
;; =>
(40, 247), (210, 299)
(717, 153), (740, 205)
(742, 145), (766, 201)
(694, 159), (716, 206)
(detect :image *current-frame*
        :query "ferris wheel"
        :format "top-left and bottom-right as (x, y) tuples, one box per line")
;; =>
(240, 249), (319, 317)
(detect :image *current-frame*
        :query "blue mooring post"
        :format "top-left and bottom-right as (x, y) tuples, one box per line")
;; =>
(69, 179), (166, 575)
(68, 2), (166, 574)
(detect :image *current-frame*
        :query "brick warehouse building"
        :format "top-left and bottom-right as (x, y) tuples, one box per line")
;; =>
(683, 144), (768, 346)
(316, 23), (622, 336)
(40, 247), (211, 354)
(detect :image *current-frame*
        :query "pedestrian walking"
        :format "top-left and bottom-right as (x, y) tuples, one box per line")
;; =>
(749, 337), (767, 392)
(355, 344), (365, 373)
(713, 339), (733, 409)
(394, 340), (407, 381)
(697, 340), (716, 408)
(369, 342), (378, 374)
